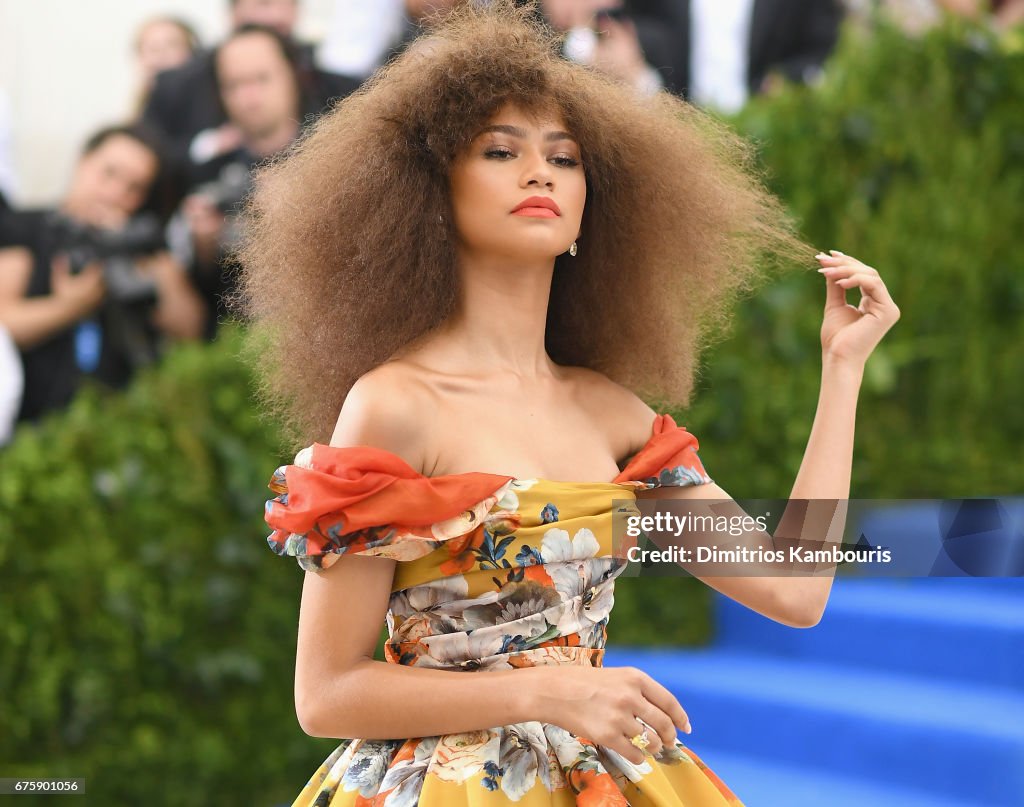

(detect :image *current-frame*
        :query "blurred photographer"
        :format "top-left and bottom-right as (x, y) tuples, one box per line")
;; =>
(172, 24), (306, 339)
(0, 124), (206, 425)
(142, 0), (358, 173)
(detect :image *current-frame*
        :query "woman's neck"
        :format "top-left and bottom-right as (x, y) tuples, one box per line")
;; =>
(428, 251), (561, 379)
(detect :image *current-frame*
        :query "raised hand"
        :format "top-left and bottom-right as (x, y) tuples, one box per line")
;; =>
(815, 249), (901, 366)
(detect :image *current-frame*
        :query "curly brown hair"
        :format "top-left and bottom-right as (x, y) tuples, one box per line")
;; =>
(229, 0), (811, 451)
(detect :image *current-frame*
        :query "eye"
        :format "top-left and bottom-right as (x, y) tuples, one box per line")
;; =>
(552, 155), (580, 168)
(484, 147), (514, 159)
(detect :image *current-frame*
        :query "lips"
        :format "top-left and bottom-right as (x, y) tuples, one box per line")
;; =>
(511, 196), (561, 216)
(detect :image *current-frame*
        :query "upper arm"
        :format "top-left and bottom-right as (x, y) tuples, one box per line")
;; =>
(636, 481), (817, 628)
(596, 377), (817, 625)
(294, 365), (428, 732)
(0, 247), (33, 309)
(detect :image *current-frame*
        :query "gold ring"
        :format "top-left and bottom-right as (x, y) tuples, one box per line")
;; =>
(630, 718), (650, 749)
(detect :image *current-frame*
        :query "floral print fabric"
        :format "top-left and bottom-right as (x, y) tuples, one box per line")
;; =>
(264, 414), (745, 806)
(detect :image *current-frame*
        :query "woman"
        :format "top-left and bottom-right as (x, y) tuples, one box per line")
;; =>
(234, 2), (900, 804)
(131, 16), (200, 116)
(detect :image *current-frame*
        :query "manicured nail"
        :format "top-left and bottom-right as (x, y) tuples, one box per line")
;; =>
(815, 252), (827, 259)
(830, 249), (844, 255)
(684, 724), (692, 734)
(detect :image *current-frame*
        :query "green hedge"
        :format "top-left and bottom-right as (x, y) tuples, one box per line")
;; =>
(0, 327), (322, 804)
(692, 14), (1024, 500)
(2, 14), (1020, 804)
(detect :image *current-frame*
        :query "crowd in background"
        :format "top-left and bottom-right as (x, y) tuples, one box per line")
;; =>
(0, 0), (1019, 446)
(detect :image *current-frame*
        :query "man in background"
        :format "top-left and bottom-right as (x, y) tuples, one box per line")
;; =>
(171, 25), (308, 340)
(142, 0), (358, 173)
(0, 125), (206, 425)
(634, 0), (846, 112)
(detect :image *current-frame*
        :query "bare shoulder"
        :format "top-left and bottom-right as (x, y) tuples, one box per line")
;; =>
(564, 366), (658, 457)
(328, 359), (435, 474)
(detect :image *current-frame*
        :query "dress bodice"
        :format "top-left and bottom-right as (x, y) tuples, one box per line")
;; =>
(262, 415), (748, 806)
(264, 413), (714, 673)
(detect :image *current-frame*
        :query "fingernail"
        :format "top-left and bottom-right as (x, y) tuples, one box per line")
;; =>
(684, 724), (692, 734)
(814, 252), (827, 259)
(830, 249), (844, 255)
(817, 268), (830, 273)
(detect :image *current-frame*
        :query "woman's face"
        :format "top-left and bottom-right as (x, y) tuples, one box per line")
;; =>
(448, 101), (586, 262)
(137, 20), (194, 83)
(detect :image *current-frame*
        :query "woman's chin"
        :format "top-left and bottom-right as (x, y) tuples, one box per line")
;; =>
(465, 241), (569, 263)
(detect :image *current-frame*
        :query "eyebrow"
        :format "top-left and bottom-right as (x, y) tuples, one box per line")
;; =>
(475, 124), (577, 143)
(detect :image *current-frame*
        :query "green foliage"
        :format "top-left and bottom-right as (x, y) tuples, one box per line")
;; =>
(0, 325), (336, 804)
(1, 16), (1020, 803)
(684, 15), (1024, 500)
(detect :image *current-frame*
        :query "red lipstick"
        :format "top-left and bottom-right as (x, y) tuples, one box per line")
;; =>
(511, 196), (561, 217)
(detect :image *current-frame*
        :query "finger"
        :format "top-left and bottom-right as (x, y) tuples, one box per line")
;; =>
(619, 740), (647, 766)
(617, 724), (652, 765)
(51, 253), (71, 275)
(832, 271), (894, 305)
(623, 716), (662, 757)
(857, 289), (891, 315)
(186, 196), (214, 215)
(822, 271), (849, 310)
(818, 263), (878, 287)
(831, 270), (875, 302)
(638, 676), (691, 733)
(832, 274), (900, 320)
(817, 255), (867, 271)
(823, 247), (872, 270)
(635, 700), (679, 750)
(82, 261), (105, 278)
(817, 252), (877, 273)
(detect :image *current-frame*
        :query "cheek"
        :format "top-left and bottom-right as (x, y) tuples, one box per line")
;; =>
(571, 174), (587, 208)
(449, 169), (488, 222)
(276, 80), (297, 108)
(114, 186), (141, 211)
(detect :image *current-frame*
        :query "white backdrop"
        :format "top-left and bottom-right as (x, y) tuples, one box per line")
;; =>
(0, 0), (335, 207)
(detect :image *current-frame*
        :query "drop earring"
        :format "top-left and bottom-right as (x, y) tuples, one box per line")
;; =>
(569, 241), (578, 257)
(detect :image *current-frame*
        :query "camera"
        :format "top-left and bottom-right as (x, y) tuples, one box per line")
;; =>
(192, 161), (254, 216)
(46, 212), (167, 305)
(44, 211), (171, 372)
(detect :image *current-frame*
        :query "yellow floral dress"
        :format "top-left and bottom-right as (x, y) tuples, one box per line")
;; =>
(264, 413), (746, 806)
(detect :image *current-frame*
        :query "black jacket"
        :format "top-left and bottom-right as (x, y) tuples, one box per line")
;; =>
(631, 0), (845, 99)
(141, 43), (360, 166)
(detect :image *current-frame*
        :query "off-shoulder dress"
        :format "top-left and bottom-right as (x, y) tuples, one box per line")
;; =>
(264, 413), (746, 807)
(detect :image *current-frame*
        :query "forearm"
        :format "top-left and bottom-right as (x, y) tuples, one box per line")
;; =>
(791, 354), (863, 500)
(152, 272), (208, 340)
(0, 295), (83, 350)
(300, 658), (546, 740)
(775, 354), (863, 618)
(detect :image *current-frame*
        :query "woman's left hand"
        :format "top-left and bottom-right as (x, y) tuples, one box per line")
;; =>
(816, 250), (901, 367)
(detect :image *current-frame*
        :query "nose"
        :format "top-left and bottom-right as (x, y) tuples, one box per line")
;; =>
(519, 147), (554, 190)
